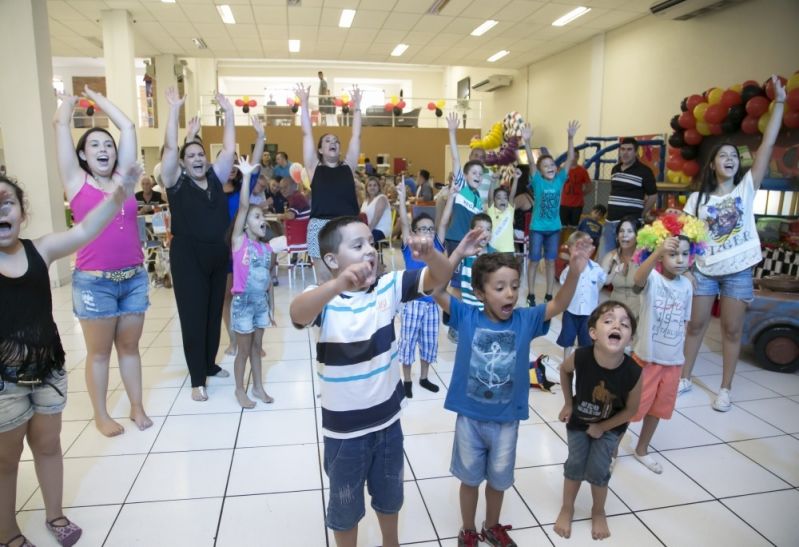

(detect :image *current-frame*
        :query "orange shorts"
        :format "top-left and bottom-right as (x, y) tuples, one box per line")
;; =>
(631, 354), (683, 422)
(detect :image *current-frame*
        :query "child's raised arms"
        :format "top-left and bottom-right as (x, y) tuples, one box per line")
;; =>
(546, 235), (591, 321)
(231, 155), (259, 252)
(446, 112), (462, 177)
(633, 236), (679, 292)
(396, 177), (412, 244)
(432, 227), (487, 314)
(521, 123), (536, 176)
(436, 171), (465, 243)
(161, 86), (188, 188)
(36, 163), (142, 266)
(565, 120), (580, 171)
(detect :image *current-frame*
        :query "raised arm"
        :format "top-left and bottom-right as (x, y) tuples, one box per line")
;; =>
(36, 163), (142, 265)
(83, 85), (137, 169)
(446, 112), (462, 175)
(250, 115), (266, 174)
(565, 120), (580, 171)
(52, 93), (84, 199)
(185, 115), (201, 145)
(633, 237), (677, 292)
(396, 178), (411, 243)
(295, 84), (318, 173)
(437, 180), (459, 244)
(344, 87), (363, 170)
(521, 123), (536, 176)
(546, 237), (590, 321)
(231, 156), (258, 250)
(509, 167), (521, 201)
(161, 87), (186, 188)
(290, 264), (370, 327)
(212, 92), (236, 182)
(752, 75), (786, 190)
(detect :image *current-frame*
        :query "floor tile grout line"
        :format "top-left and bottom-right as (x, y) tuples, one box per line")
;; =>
(717, 499), (778, 547)
(211, 405), (246, 547)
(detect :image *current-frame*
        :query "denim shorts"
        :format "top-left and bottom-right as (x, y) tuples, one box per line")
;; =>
(693, 266), (754, 303)
(564, 428), (621, 487)
(231, 292), (269, 334)
(450, 415), (519, 491)
(72, 267), (149, 320)
(556, 311), (591, 348)
(0, 369), (68, 433)
(323, 420), (404, 531)
(529, 230), (560, 262)
(445, 239), (463, 285)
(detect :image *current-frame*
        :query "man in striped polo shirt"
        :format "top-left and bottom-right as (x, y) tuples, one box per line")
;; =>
(600, 138), (658, 255)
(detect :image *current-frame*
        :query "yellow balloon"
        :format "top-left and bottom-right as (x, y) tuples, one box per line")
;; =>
(768, 100), (777, 114)
(758, 113), (771, 133)
(707, 88), (724, 105)
(696, 120), (711, 136)
(390, 95), (398, 104)
(341, 94), (350, 103)
(693, 102), (709, 122)
(680, 173), (693, 184)
(729, 83), (743, 93)
(436, 99), (446, 109)
(243, 95), (249, 102)
(666, 169), (680, 184)
(678, 194), (687, 205)
(787, 73), (799, 92)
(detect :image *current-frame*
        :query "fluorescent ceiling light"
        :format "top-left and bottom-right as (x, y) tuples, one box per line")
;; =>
(161, 0), (176, 4)
(288, 39), (301, 52)
(391, 43), (409, 57)
(192, 37), (207, 49)
(552, 6), (591, 26)
(471, 20), (497, 36)
(339, 9), (356, 28)
(216, 4), (235, 24)
(487, 50), (509, 62)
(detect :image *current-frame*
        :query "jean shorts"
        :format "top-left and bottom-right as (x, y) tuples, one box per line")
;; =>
(0, 369), (68, 433)
(563, 428), (621, 487)
(529, 230), (560, 262)
(693, 266), (754, 303)
(72, 267), (149, 320)
(323, 420), (404, 531)
(445, 239), (463, 285)
(231, 292), (269, 334)
(556, 311), (591, 348)
(451, 415), (519, 491)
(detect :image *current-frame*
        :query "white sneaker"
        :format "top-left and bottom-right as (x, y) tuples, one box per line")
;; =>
(712, 388), (732, 412)
(677, 378), (693, 395)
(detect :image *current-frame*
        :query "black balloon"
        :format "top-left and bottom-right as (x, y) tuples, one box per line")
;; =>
(727, 104), (746, 124)
(670, 115), (681, 131)
(435, 108), (443, 118)
(342, 105), (350, 115)
(393, 106), (402, 116)
(242, 105), (250, 114)
(741, 85), (764, 104)
(721, 119), (737, 134)
(86, 105), (95, 116)
(291, 105), (298, 114)
(668, 131), (685, 148)
(680, 97), (688, 112)
(680, 145), (699, 160)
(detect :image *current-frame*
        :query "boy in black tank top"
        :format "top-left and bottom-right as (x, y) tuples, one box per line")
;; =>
(554, 301), (642, 541)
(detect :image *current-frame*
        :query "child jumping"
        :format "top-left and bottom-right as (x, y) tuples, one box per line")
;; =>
(434, 239), (592, 547)
(555, 301), (642, 541)
(557, 231), (607, 360)
(630, 214), (704, 473)
(289, 216), (483, 547)
(229, 156), (276, 409)
(0, 165), (141, 547)
(522, 120), (580, 306)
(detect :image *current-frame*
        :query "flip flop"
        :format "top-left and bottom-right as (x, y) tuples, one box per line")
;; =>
(634, 453), (663, 474)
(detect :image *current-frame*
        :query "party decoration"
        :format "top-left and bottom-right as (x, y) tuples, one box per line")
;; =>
(435, 108), (443, 118)
(682, 160), (700, 177)
(683, 128), (702, 146)
(704, 103), (727, 124)
(707, 87), (724, 105)
(234, 96), (257, 114)
(787, 72), (799, 92)
(286, 96), (300, 114)
(678, 111), (696, 129)
(435, 99), (445, 109)
(669, 115), (681, 131)
(686, 94), (704, 112)
(741, 115), (759, 134)
(680, 145), (698, 160)
(765, 76), (787, 100)
(666, 154), (684, 171)
(787, 89), (799, 111)
(696, 120), (711, 136)
(470, 121), (504, 149)
(720, 89), (742, 108)
(746, 96), (769, 117)
(502, 111), (526, 140)
(635, 212), (708, 266)
(741, 84), (764, 104)
(693, 102), (709, 122)
(78, 98), (98, 116)
(757, 113), (771, 134)
(668, 131), (685, 148)
(783, 109), (799, 129)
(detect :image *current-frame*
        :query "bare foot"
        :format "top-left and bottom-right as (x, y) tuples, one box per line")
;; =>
(554, 505), (574, 538)
(191, 386), (208, 401)
(224, 345), (237, 356)
(235, 388), (256, 409)
(252, 387), (274, 404)
(95, 416), (125, 437)
(591, 510), (611, 540)
(129, 406), (153, 431)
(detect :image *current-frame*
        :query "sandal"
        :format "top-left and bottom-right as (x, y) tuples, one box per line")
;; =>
(46, 516), (82, 547)
(634, 453), (663, 474)
(1, 534), (35, 547)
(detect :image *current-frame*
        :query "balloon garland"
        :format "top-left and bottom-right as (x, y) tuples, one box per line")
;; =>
(286, 96), (300, 114)
(333, 94), (354, 115)
(384, 95), (406, 116)
(426, 99), (446, 118)
(666, 71), (799, 184)
(235, 96), (257, 114)
(79, 98), (99, 116)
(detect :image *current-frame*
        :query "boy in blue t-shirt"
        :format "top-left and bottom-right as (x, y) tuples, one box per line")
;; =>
(521, 120), (581, 307)
(433, 240), (592, 546)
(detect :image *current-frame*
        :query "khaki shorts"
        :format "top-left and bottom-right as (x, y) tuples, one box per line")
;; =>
(0, 369), (68, 433)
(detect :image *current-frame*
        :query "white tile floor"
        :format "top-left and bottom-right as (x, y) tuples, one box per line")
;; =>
(14, 257), (799, 547)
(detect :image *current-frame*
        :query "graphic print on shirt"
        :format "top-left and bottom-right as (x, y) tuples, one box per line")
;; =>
(540, 189), (559, 222)
(652, 282), (687, 349)
(467, 328), (516, 404)
(705, 195), (744, 244)
(577, 380), (616, 422)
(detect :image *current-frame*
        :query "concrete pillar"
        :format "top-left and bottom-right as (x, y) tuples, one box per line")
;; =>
(0, 0), (70, 284)
(101, 9), (138, 137)
(154, 54), (177, 141)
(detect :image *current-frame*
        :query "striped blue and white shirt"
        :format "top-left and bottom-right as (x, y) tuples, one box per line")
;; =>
(309, 269), (428, 439)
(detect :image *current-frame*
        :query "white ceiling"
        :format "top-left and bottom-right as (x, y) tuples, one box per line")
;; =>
(47, 0), (652, 68)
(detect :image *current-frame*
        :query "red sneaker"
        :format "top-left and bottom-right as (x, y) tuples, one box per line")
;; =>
(457, 528), (482, 547)
(481, 522), (517, 547)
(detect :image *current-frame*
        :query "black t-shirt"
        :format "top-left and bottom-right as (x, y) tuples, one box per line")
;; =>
(310, 163), (359, 219)
(567, 346), (641, 435)
(167, 167), (230, 244)
(607, 160), (657, 221)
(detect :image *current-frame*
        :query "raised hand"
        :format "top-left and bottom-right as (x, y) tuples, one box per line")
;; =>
(567, 120), (581, 138)
(456, 227), (487, 258)
(294, 83), (310, 105)
(82, 84), (104, 102)
(569, 235), (593, 273)
(215, 92), (233, 113)
(186, 115), (201, 138)
(251, 115), (265, 139)
(658, 236), (680, 255)
(55, 92), (79, 124)
(407, 232), (435, 260)
(337, 261), (376, 292)
(165, 86), (186, 108)
(396, 178), (406, 201)
(235, 155), (258, 178)
(446, 111), (459, 131)
(350, 86), (363, 109)
(113, 162), (144, 200)
(521, 122), (533, 144)
(451, 172), (465, 194)
(772, 74), (786, 103)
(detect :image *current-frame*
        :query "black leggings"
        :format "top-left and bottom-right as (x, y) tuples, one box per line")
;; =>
(170, 236), (229, 387)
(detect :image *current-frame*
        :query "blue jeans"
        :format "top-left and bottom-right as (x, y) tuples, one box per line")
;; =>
(564, 428), (621, 487)
(231, 292), (269, 334)
(693, 266), (754, 303)
(450, 415), (519, 491)
(529, 230), (560, 261)
(323, 420), (404, 531)
(72, 267), (149, 319)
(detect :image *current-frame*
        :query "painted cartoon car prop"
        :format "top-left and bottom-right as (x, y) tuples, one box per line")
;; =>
(743, 284), (799, 373)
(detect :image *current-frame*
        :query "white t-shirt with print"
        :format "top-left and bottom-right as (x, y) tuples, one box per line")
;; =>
(684, 171), (761, 277)
(559, 260), (607, 316)
(633, 270), (693, 365)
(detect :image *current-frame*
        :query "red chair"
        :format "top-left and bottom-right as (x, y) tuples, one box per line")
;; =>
(284, 218), (316, 289)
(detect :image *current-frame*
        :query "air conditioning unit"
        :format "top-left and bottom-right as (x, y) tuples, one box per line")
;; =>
(650, 0), (738, 20)
(471, 75), (513, 92)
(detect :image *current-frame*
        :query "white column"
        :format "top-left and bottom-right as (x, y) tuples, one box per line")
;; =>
(0, 0), (70, 284)
(101, 9), (138, 135)
(154, 54), (177, 142)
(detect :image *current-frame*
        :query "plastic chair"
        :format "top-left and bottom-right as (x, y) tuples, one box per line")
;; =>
(376, 208), (396, 270)
(283, 217), (316, 289)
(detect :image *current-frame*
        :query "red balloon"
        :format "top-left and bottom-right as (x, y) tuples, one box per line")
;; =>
(746, 96), (769, 117)
(397, 100), (406, 109)
(742, 79), (759, 88)
(384, 102), (393, 112)
(765, 76), (787, 100)
(235, 99), (244, 107)
(678, 111), (696, 129)
(787, 89), (799, 111)
(720, 90), (742, 108)
(686, 94), (704, 112)
(684, 128), (702, 146)
(704, 104), (727, 124)
(784, 109), (799, 129)
(709, 123), (723, 136)
(741, 115), (759, 134)
(666, 155), (684, 171)
(248, 99), (257, 106)
(427, 101), (436, 111)
(683, 160), (700, 177)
